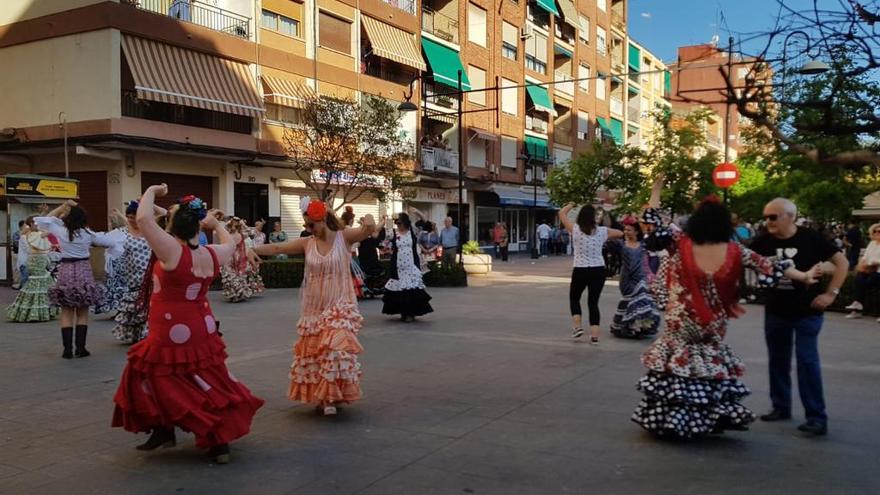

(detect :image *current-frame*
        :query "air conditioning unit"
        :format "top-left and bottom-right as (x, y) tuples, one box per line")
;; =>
(520, 25), (533, 39)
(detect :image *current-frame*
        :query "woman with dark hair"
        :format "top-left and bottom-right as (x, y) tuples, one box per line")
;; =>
(341, 206), (367, 299)
(632, 196), (820, 439)
(610, 216), (661, 339)
(112, 184), (264, 464)
(383, 212), (433, 322)
(248, 199), (375, 415)
(36, 200), (118, 358)
(110, 200), (165, 344)
(559, 203), (624, 344)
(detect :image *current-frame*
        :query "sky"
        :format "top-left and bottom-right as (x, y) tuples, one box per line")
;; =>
(626, 0), (809, 63)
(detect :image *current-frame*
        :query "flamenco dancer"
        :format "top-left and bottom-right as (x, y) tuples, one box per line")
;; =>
(221, 217), (262, 302)
(609, 216), (661, 339)
(632, 197), (819, 439)
(382, 213), (433, 322)
(248, 199), (375, 415)
(110, 201), (164, 344)
(36, 200), (118, 358)
(6, 217), (58, 322)
(112, 185), (264, 464)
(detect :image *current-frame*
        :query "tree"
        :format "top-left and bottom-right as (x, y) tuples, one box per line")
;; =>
(545, 140), (645, 209)
(283, 95), (415, 208)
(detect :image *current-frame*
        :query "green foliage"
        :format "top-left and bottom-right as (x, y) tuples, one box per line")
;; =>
(254, 258), (466, 288)
(461, 240), (482, 255)
(546, 140), (646, 210)
(422, 262), (468, 287)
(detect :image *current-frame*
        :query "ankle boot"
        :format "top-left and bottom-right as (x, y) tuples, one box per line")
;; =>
(74, 325), (90, 358)
(208, 443), (231, 464)
(61, 327), (73, 359)
(135, 427), (176, 451)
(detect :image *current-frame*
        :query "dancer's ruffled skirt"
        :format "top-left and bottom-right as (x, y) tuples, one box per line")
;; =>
(382, 288), (433, 316)
(6, 254), (58, 322)
(112, 288), (148, 344)
(94, 257), (125, 314)
(48, 260), (105, 308)
(610, 280), (661, 339)
(221, 268), (253, 302)
(288, 303), (364, 404)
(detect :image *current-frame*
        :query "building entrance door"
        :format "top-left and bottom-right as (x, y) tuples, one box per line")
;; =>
(234, 182), (269, 225)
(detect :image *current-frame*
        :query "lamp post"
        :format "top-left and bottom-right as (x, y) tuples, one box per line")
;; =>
(780, 30), (830, 89)
(517, 150), (539, 259)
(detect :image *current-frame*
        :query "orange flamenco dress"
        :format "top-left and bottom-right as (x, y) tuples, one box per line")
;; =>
(112, 246), (264, 449)
(288, 231), (364, 404)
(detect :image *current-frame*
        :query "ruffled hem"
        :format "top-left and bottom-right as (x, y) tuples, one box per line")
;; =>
(246, 270), (264, 295)
(641, 336), (745, 380)
(632, 372), (755, 438)
(112, 363), (264, 449)
(611, 291), (661, 339)
(382, 288), (433, 316)
(124, 335), (229, 376)
(297, 303), (363, 337)
(6, 300), (58, 322)
(49, 282), (105, 308)
(93, 270), (125, 314)
(112, 293), (148, 344)
(221, 268), (253, 302)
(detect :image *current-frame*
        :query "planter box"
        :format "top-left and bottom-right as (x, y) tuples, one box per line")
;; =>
(461, 253), (492, 275)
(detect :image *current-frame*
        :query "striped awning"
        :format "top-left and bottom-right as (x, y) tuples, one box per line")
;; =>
(262, 75), (315, 108)
(361, 16), (426, 71)
(121, 34), (263, 117)
(556, 0), (580, 30)
(471, 129), (499, 141)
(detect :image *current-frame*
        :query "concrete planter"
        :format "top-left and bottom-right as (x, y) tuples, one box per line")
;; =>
(461, 253), (492, 275)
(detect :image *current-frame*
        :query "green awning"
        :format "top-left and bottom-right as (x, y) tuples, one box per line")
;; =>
(609, 118), (624, 145)
(524, 135), (550, 161)
(628, 43), (641, 72)
(526, 83), (556, 115)
(628, 85), (639, 95)
(596, 117), (614, 140)
(554, 43), (573, 58)
(421, 38), (472, 91)
(536, 0), (560, 16)
(664, 71), (671, 95)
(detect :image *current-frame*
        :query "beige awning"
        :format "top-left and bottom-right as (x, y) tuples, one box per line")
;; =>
(121, 34), (263, 117)
(261, 75), (316, 108)
(472, 129), (499, 141)
(556, 0), (580, 30)
(361, 16), (426, 71)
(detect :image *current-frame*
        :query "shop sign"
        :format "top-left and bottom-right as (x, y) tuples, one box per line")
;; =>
(406, 187), (461, 204)
(4, 175), (78, 198)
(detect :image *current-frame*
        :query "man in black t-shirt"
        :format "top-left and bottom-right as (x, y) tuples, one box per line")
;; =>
(750, 198), (849, 437)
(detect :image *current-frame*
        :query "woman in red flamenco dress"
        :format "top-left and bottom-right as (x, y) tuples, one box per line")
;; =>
(112, 184), (264, 464)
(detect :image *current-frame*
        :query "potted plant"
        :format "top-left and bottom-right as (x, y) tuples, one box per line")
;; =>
(460, 240), (492, 275)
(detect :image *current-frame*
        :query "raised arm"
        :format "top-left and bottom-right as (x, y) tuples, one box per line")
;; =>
(558, 203), (575, 232)
(137, 184), (182, 269)
(343, 214), (377, 245)
(607, 228), (624, 240)
(47, 199), (75, 218)
(648, 175), (664, 208)
(202, 211), (235, 265)
(250, 237), (309, 260)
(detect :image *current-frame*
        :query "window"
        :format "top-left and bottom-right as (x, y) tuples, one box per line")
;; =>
(502, 22), (518, 60)
(578, 64), (590, 93)
(597, 0), (606, 11)
(265, 104), (305, 125)
(578, 16), (589, 43)
(501, 136), (518, 168)
(596, 75), (606, 100)
(525, 32), (548, 74)
(468, 4), (487, 47)
(319, 11), (351, 54)
(468, 137), (487, 168)
(468, 65), (486, 105)
(596, 27), (606, 56)
(262, 10), (300, 38)
(577, 111), (589, 140)
(501, 77), (518, 115)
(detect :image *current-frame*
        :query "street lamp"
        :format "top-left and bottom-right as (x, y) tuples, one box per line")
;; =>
(780, 30), (830, 88)
(518, 150), (540, 259)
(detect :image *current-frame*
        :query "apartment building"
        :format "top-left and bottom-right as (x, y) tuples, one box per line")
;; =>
(0, 0), (669, 275)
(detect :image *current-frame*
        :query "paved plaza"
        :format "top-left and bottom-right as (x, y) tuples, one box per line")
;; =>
(0, 256), (878, 494)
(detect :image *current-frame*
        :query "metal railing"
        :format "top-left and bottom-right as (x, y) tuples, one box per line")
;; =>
(610, 97), (624, 116)
(526, 115), (548, 133)
(130, 0), (251, 39)
(421, 146), (459, 174)
(121, 89), (252, 134)
(421, 6), (459, 44)
(611, 11), (625, 31)
(554, 70), (575, 96)
(424, 81), (460, 110)
(382, 0), (416, 15)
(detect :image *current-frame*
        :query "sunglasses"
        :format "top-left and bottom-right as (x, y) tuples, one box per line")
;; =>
(762, 214), (779, 222)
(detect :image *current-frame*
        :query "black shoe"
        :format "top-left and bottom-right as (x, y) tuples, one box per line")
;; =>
(61, 327), (73, 359)
(208, 444), (231, 464)
(797, 421), (827, 436)
(759, 409), (791, 422)
(74, 325), (90, 358)
(136, 427), (176, 451)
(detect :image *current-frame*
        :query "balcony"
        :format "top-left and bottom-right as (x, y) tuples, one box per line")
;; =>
(525, 167), (547, 184)
(122, 89), (252, 134)
(421, 146), (459, 174)
(424, 81), (460, 111)
(422, 7), (459, 44)
(554, 129), (573, 146)
(554, 71), (575, 97)
(611, 52), (624, 71)
(526, 114), (549, 134)
(382, 0), (416, 15)
(130, 0), (251, 39)
(627, 102), (640, 122)
(610, 97), (624, 116)
(611, 12), (625, 31)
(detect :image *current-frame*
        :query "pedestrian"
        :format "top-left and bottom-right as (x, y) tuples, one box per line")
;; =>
(732, 212), (753, 245)
(36, 201), (118, 359)
(221, 217), (258, 302)
(248, 199), (375, 415)
(536, 221), (551, 257)
(844, 223), (880, 320)
(11, 220), (25, 290)
(112, 185), (264, 464)
(358, 215), (388, 295)
(632, 196), (819, 439)
(559, 203), (623, 344)
(6, 217), (58, 322)
(418, 221), (441, 268)
(110, 201), (163, 344)
(551, 224), (562, 255)
(493, 222), (505, 258)
(749, 198), (848, 437)
(844, 220), (863, 270)
(383, 213), (434, 322)
(610, 216), (660, 339)
(439, 216), (459, 267)
(269, 220), (289, 259)
(342, 206), (367, 298)
(559, 225), (570, 255)
(498, 222), (510, 262)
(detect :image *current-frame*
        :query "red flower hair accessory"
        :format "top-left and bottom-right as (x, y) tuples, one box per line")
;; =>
(305, 200), (327, 222)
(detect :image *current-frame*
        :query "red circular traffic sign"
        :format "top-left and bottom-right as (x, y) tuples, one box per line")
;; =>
(713, 162), (740, 189)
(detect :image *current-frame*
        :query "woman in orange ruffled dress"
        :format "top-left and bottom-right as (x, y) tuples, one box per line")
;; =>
(248, 199), (376, 416)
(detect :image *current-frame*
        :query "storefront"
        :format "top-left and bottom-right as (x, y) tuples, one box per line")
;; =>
(278, 178), (385, 236)
(475, 185), (554, 253)
(403, 186), (464, 230)
(1, 174), (79, 284)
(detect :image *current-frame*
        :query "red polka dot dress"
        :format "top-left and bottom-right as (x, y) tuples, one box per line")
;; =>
(112, 246), (264, 449)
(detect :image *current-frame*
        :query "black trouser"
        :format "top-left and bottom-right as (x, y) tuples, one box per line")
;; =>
(569, 266), (606, 325)
(854, 272), (880, 302)
(499, 244), (508, 261)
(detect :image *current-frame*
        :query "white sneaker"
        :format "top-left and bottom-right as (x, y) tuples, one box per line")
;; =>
(845, 301), (864, 311)
(845, 311), (862, 319)
(323, 406), (337, 416)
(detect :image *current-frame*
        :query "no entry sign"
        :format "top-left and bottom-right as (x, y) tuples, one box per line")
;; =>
(713, 162), (740, 189)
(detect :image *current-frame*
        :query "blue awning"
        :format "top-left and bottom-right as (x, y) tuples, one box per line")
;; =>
(491, 185), (553, 208)
(554, 43), (573, 58)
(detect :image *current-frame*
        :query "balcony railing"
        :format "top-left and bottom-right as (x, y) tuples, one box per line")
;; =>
(424, 81), (460, 111)
(382, 0), (416, 15)
(554, 70), (575, 96)
(130, 0), (251, 39)
(526, 115), (548, 134)
(611, 52), (624, 69)
(122, 89), (252, 134)
(611, 12), (625, 31)
(610, 97), (624, 116)
(627, 103), (640, 122)
(422, 7), (459, 44)
(421, 146), (459, 174)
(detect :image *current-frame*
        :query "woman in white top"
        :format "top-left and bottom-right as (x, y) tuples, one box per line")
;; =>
(559, 203), (623, 344)
(6, 216), (57, 322)
(35, 200), (118, 359)
(844, 223), (880, 320)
